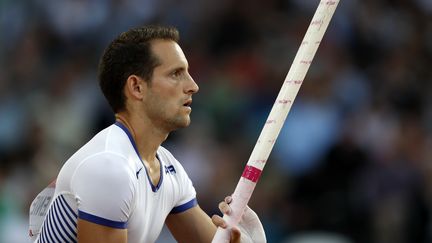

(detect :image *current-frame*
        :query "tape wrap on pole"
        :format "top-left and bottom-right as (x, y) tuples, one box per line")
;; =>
(211, 1), (340, 242)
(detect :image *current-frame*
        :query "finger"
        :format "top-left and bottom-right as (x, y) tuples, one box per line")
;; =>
(230, 226), (241, 243)
(225, 195), (232, 204)
(219, 201), (232, 215)
(211, 215), (227, 228)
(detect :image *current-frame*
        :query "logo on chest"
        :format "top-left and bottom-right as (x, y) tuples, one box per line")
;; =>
(164, 165), (176, 175)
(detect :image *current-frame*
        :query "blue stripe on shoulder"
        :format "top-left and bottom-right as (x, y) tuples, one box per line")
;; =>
(53, 200), (76, 241)
(60, 195), (78, 218)
(48, 209), (63, 242)
(170, 198), (198, 214)
(78, 210), (128, 229)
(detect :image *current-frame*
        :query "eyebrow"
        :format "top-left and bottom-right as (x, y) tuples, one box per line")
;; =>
(169, 65), (189, 73)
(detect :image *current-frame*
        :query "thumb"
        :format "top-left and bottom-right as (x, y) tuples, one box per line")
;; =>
(230, 226), (241, 243)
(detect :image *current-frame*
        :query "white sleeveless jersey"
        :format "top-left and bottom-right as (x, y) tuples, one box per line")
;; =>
(31, 123), (197, 243)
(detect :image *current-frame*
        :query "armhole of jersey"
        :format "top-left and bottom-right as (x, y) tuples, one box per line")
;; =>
(78, 210), (128, 229)
(169, 198), (198, 214)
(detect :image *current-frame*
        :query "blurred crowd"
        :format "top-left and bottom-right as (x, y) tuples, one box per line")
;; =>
(1, 0), (432, 242)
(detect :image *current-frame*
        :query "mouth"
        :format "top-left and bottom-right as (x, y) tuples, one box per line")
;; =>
(183, 99), (192, 107)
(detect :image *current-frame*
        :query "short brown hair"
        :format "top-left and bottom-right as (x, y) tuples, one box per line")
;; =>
(98, 25), (179, 113)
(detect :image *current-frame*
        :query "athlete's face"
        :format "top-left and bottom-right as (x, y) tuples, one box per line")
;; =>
(144, 40), (199, 131)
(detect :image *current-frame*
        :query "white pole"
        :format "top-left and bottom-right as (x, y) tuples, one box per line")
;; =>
(211, 1), (340, 242)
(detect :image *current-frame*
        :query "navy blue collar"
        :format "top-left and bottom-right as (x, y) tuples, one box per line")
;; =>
(114, 121), (163, 192)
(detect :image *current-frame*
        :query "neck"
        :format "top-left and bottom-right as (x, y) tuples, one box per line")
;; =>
(115, 112), (168, 163)
(115, 113), (137, 139)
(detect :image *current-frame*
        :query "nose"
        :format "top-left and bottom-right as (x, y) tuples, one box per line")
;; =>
(185, 73), (199, 94)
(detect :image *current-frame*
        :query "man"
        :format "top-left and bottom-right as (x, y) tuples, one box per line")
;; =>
(29, 26), (266, 242)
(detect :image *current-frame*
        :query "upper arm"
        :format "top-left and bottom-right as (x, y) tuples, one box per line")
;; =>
(165, 205), (216, 243)
(72, 153), (135, 242)
(78, 218), (127, 243)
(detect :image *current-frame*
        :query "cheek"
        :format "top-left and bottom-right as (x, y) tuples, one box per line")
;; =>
(147, 92), (178, 115)
(146, 83), (182, 113)
(158, 91), (182, 108)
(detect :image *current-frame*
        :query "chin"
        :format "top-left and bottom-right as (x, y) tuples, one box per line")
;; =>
(180, 118), (191, 128)
(168, 116), (191, 130)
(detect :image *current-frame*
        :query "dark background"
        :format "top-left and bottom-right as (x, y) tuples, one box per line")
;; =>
(1, 0), (431, 242)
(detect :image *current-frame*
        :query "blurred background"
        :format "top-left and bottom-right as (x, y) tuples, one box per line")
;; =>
(1, 0), (432, 242)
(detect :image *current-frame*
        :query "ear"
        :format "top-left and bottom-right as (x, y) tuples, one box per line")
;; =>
(124, 75), (147, 100)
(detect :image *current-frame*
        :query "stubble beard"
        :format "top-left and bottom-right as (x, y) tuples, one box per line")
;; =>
(146, 98), (191, 133)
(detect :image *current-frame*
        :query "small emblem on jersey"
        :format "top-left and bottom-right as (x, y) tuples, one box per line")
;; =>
(165, 165), (176, 175)
(136, 167), (143, 179)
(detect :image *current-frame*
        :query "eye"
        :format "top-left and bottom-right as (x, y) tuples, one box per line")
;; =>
(171, 69), (183, 78)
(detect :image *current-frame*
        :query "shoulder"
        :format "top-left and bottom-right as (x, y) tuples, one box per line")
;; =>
(60, 125), (130, 167)
(60, 124), (139, 184)
(56, 125), (136, 192)
(71, 151), (136, 187)
(70, 152), (138, 214)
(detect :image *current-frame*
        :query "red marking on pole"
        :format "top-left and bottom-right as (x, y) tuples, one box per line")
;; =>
(266, 119), (276, 124)
(311, 20), (323, 26)
(277, 99), (292, 105)
(242, 165), (262, 183)
(285, 80), (303, 84)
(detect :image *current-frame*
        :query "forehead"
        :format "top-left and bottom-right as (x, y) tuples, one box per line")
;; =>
(150, 39), (188, 68)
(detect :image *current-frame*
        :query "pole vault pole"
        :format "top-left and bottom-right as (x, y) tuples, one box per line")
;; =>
(212, 1), (340, 242)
